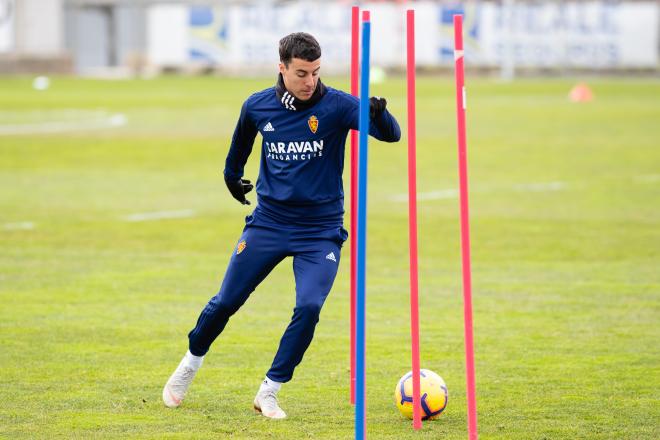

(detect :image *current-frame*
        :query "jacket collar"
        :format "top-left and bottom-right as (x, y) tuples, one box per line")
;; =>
(275, 73), (326, 111)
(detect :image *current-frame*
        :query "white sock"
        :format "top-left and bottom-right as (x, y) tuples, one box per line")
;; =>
(259, 376), (282, 394)
(183, 350), (204, 370)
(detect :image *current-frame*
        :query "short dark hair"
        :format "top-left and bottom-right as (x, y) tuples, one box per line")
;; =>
(279, 32), (321, 67)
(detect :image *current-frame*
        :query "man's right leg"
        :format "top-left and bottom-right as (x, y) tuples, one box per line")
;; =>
(163, 226), (285, 408)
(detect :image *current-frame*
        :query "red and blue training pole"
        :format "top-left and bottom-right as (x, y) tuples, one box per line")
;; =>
(355, 9), (370, 440)
(453, 14), (479, 440)
(405, 9), (423, 431)
(349, 4), (359, 406)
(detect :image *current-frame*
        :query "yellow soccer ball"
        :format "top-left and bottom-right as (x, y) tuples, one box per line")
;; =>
(395, 369), (448, 420)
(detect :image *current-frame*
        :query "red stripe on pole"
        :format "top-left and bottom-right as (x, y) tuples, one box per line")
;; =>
(349, 4), (359, 406)
(453, 14), (479, 440)
(406, 9), (422, 431)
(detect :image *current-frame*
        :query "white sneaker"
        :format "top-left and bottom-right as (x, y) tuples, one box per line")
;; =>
(162, 358), (198, 408)
(253, 390), (287, 419)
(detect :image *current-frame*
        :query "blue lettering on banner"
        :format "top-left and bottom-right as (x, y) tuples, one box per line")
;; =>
(188, 5), (229, 64)
(190, 6), (213, 26)
(464, 1), (626, 68)
(494, 2), (620, 35)
(438, 4), (481, 62)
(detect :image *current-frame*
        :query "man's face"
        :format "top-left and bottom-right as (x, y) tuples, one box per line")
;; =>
(279, 57), (321, 101)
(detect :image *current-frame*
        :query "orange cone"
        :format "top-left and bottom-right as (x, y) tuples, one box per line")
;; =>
(569, 83), (594, 102)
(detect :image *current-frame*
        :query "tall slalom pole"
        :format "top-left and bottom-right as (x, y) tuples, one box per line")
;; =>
(453, 15), (479, 440)
(355, 10), (371, 440)
(405, 9), (423, 431)
(349, 4), (360, 406)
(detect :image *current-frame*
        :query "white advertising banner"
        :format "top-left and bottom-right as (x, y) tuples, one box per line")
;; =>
(189, 2), (354, 73)
(147, 4), (188, 65)
(178, 1), (658, 70)
(476, 1), (659, 68)
(0, 0), (14, 53)
(187, 2), (443, 72)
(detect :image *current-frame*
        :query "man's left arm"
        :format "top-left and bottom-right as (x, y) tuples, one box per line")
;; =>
(341, 94), (401, 143)
(368, 97), (401, 142)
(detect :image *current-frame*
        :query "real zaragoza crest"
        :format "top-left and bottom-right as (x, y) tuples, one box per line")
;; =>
(308, 115), (318, 134)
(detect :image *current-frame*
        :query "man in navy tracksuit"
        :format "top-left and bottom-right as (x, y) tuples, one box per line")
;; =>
(163, 32), (400, 418)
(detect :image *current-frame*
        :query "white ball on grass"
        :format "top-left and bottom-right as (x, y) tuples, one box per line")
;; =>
(32, 76), (50, 91)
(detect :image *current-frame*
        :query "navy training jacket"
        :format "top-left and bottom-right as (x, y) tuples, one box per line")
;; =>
(224, 85), (401, 225)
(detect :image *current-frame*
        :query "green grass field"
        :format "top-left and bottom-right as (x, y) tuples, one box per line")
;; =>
(0, 75), (658, 439)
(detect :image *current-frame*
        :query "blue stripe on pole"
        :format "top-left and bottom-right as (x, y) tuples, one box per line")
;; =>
(355, 17), (370, 440)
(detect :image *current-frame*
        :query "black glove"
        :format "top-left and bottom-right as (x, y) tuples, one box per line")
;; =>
(369, 96), (387, 119)
(225, 177), (254, 205)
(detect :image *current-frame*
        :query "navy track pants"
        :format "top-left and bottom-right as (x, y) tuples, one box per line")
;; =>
(188, 217), (346, 383)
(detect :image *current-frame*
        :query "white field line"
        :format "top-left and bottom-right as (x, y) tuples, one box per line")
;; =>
(123, 209), (196, 222)
(391, 189), (458, 202)
(511, 181), (566, 192)
(0, 113), (127, 135)
(392, 181), (567, 202)
(633, 174), (660, 183)
(3, 222), (35, 231)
